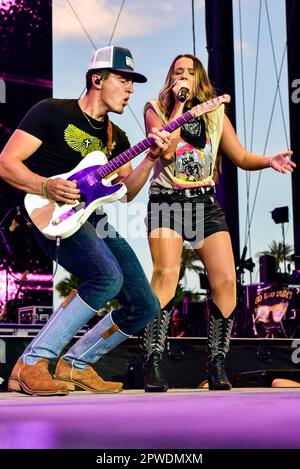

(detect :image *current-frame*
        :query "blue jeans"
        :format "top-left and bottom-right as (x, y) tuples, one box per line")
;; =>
(34, 215), (159, 335)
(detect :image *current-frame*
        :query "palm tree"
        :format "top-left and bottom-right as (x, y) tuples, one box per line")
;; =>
(56, 274), (81, 297)
(257, 240), (293, 270)
(173, 242), (204, 305)
(179, 241), (204, 282)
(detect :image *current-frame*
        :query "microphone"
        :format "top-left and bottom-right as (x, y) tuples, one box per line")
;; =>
(178, 87), (189, 103)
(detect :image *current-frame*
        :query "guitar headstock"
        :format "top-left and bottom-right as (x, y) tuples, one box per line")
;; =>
(191, 94), (231, 118)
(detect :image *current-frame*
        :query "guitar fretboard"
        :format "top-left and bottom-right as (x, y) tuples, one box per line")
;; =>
(82, 110), (193, 183)
(75, 94), (228, 186)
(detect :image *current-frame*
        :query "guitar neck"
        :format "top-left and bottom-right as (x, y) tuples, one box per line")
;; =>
(99, 109), (194, 178)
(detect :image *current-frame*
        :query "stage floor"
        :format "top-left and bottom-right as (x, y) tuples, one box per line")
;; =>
(1, 388), (300, 449)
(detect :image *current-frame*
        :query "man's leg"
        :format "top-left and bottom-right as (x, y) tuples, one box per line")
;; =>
(61, 228), (160, 369)
(9, 222), (124, 395)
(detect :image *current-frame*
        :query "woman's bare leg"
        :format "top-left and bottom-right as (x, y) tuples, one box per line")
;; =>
(143, 228), (183, 392)
(194, 231), (236, 317)
(148, 228), (184, 308)
(194, 231), (236, 390)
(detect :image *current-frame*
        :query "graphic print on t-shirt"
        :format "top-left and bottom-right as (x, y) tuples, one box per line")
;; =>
(173, 138), (214, 188)
(64, 124), (108, 158)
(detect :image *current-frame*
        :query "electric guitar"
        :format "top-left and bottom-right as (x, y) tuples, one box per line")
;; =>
(24, 94), (231, 239)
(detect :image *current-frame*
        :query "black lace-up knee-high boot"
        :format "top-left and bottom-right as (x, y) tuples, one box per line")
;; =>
(143, 301), (173, 392)
(207, 302), (235, 391)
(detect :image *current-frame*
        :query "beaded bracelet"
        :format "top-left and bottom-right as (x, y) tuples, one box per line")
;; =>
(269, 157), (273, 168)
(41, 177), (50, 199)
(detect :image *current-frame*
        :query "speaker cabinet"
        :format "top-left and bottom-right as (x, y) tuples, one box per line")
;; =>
(259, 254), (277, 282)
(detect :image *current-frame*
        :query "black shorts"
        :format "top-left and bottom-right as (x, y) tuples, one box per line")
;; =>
(146, 189), (228, 246)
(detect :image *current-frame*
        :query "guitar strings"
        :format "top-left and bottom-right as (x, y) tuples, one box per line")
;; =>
(74, 97), (224, 188)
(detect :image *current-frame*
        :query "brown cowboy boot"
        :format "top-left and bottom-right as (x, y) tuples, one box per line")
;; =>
(54, 358), (123, 393)
(8, 359), (71, 396)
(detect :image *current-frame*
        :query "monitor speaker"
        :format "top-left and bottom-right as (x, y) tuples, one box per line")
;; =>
(259, 254), (277, 282)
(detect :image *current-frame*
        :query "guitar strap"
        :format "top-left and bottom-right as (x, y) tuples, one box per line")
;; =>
(106, 119), (113, 159)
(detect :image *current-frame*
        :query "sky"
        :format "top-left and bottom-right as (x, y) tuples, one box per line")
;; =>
(52, 0), (293, 306)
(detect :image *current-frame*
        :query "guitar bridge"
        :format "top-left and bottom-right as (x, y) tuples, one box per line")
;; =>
(52, 202), (86, 225)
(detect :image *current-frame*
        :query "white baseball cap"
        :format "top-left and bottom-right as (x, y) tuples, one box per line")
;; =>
(88, 46), (147, 83)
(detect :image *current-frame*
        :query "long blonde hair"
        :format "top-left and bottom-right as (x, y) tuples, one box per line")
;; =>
(158, 54), (217, 120)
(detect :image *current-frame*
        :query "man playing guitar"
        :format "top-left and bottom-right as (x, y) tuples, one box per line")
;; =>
(0, 45), (170, 396)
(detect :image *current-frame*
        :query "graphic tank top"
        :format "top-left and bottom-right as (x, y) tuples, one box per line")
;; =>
(144, 100), (224, 189)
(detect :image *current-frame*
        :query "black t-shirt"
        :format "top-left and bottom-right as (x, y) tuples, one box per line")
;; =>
(18, 98), (131, 177)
